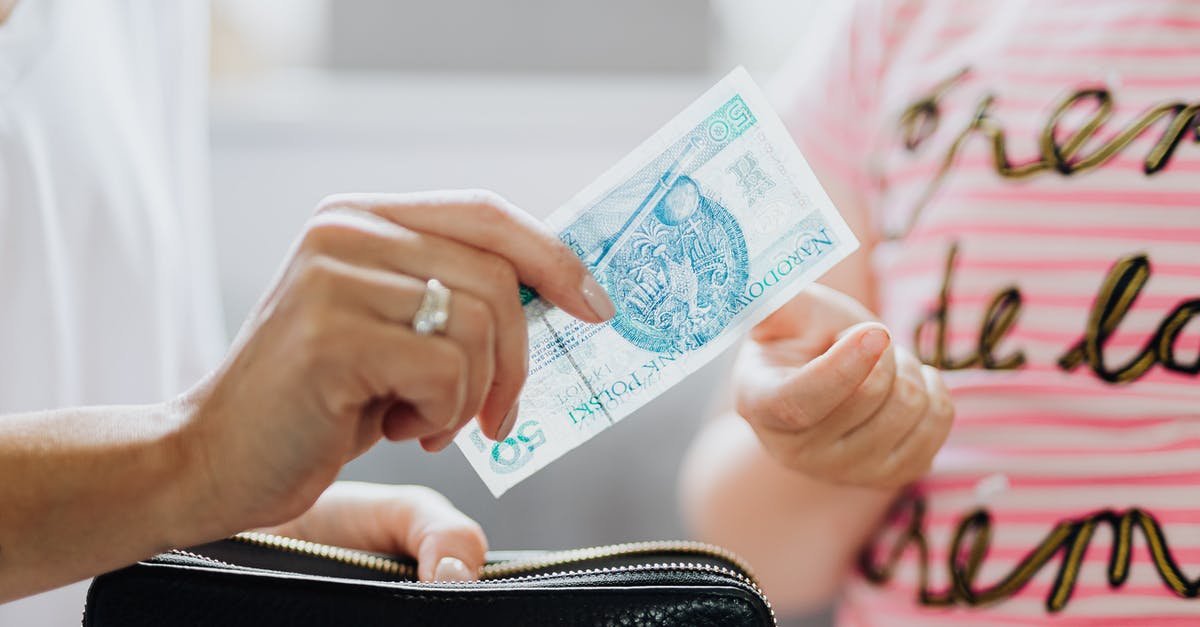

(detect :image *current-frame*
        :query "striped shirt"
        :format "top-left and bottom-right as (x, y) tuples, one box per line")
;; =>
(775, 1), (1200, 624)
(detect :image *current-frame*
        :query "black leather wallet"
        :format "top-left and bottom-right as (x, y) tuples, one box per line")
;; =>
(85, 532), (775, 626)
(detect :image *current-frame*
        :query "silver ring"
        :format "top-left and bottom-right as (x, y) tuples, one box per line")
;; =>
(412, 279), (452, 336)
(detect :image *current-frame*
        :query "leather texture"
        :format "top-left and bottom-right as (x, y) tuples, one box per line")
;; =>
(86, 561), (770, 627)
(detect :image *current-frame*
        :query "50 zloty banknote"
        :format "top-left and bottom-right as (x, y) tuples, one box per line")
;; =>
(455, 67), (859, 496)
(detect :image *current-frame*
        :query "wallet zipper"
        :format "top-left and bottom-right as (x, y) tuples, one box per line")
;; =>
(232, 532), (756, 584)
(223, 532), (775, 625)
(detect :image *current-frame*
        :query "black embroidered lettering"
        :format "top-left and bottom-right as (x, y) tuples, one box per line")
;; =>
(891, 70), (1200, 241)
(1158, 299), (1200, 374)
(861, 495), (1200, 613)
(914, 243), (1024, 371)
(1058, 254), (1199, 383)
(979, 287), (1026, 370)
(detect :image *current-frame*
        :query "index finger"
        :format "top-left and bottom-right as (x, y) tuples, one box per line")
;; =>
(320, 190), (615, 324)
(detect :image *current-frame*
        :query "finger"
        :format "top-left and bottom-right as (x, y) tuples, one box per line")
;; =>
(801, 339), (899, 446)
(270, 483), (487, 583)
(402, 490), (489, 583)
(425, 291), (495, 437)
(301, 256), (493, 438)
(878, 364), (955, 486)
(828, 349), (930, 484)
(751, 283), (878, 344)
(737, 322), (891, 431)
(351, 398), (390, 458)
(392, 289), (495, 440)
(350, 319), (468, 438)
(302, 217), (526, 439)
(318, 190), (615, 324)
(399, 242), (523, 439)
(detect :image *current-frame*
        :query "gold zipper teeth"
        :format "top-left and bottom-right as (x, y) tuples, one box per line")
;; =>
(235, 532), (413, 578)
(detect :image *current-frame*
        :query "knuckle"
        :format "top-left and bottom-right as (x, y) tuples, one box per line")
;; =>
(294, 309), (337, 372)
(484, 256), (519, 290)
(458, 295), (489, 327)
(893, 375), (928, 416)
(297, 255), (340, 293)
(414, 508), (486, 549)
(461, 189), (510, 219)
(934, 389), (956, 423)
(425, 341), (466, 391)
(299, 220), (348, 254)
(787, 405), (819, 430)
(459, 296), (495, 343)
(873, 459), (907, 488)
(822, 440), (852, 472)
(929, 411), (954, 447)
(314, 194), (354, 215)
(444, 520), (487, 550)
(858, 366), (893, 401)
(886, 434), (939, 485)
(768, 393), (812, 429)
(831, 353), (865, 390)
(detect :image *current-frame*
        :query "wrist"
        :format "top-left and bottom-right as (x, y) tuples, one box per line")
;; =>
(155, 394), (241, 550)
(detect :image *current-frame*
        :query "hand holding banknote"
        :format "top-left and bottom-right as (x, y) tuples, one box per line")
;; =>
(734, 284), (955, 488)
(181, 191), (613, 536)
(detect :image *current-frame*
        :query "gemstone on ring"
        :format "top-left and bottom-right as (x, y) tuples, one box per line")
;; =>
(412, 278), (452, 335)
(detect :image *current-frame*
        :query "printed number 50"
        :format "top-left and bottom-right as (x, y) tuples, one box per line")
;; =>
(469, 420), (546, 475)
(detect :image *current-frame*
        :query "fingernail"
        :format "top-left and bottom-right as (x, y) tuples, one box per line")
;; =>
(580, 273), (616, 321)
(859, 326), (890, 355)
(434, 556), (472, 582)
(496, 402), (520, 441)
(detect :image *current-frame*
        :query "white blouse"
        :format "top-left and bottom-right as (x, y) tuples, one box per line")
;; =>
(0, 0), (224, 623)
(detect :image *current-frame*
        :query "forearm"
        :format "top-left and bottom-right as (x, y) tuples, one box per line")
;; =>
(0, 401), (220, 601)
(680, 413), (897, 614)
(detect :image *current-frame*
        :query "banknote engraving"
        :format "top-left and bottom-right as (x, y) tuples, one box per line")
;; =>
(728, 152), (776, 206)
(605, 174), (749, 353)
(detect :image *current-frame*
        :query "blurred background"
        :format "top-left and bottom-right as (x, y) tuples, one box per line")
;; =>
(209, 1), (831, 624)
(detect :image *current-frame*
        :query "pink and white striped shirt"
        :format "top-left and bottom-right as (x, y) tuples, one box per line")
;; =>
(776, 1), (1200, 624)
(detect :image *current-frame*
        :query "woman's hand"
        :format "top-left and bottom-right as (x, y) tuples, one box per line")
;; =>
(259, 482), (487, 582)
(733, 284), (954, 488)
(178, 190), (614, 538)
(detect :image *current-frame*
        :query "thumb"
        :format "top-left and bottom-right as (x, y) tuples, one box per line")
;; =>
(408, 495), (489, 583)
(751, 283), (877, 343)
(417, 528), (487, 583)
(264, 482), (488, 583)
(738, 321), (892, 432)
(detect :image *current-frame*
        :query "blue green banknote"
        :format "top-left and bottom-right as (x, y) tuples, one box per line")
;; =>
(455, 67), (859, 496)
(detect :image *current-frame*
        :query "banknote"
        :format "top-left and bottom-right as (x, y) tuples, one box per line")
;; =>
(455, 67), (859, 496)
